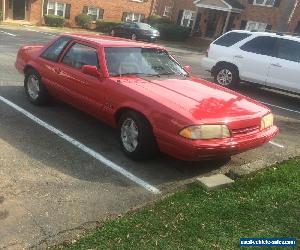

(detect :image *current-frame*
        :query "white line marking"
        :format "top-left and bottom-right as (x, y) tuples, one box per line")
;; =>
(260, 101), (300, 115)
(0, 30), (17, 37)
(24, 28), (56, 36)
(0, 96), (161, 195)
(269, 141), (285, 148)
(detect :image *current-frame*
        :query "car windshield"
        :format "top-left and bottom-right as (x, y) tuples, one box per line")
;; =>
(105, 47), (187, 77)
(136, 23), (153, 30)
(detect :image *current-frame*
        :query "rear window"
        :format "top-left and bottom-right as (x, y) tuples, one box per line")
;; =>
(213, 32), (251, 47)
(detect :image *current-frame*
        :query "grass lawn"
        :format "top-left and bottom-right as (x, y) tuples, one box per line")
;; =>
(60, 159), (299, 250)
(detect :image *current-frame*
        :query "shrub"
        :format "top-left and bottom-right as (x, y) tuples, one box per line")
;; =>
(148, 15), (172, 25)
(154, 23), (191, 41)
(44, 14), (65, 27)
(0, 10), (3, 22)
(96, 20), (122, 33)
(75, 13), (92, 29)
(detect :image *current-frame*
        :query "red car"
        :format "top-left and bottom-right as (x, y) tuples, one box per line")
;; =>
(15, 34), (278, 161)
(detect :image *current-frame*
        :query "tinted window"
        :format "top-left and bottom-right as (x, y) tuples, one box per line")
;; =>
(62, 43), (99, 69)
(213, 32), (251, 47)
(277, 39), (300, 63)
(240, 36), (277, 56)
(41, 37), (71, 62)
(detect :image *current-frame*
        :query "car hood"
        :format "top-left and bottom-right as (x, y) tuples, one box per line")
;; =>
(120, 76), (269, 125)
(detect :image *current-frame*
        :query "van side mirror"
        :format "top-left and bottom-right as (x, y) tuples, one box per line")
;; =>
(82, 65), (102, 79)
(183, 65), (192, 74)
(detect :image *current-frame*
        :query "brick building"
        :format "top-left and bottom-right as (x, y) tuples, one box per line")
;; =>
(153, 0), (300, 38)
(0, 0), (155, 26)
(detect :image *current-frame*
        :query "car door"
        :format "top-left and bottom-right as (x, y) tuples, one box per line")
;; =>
(38, 36), (72, 98)
(57, 41), (107, 118)
(266, 38), (300, 94)
(234, 36), (277, 85)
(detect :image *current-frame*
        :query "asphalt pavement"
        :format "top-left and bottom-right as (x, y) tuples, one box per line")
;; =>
(0, 25), (299, 249)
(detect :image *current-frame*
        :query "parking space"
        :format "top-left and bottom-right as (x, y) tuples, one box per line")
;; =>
(0, 26), (300, 248)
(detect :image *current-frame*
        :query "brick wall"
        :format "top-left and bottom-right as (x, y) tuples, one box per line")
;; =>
(287, 1), (300, 33)
(153, 0), (175, 18)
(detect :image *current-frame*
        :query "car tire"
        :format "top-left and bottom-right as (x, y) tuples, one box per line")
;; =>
(214, 65), (239, 88)
(131, 33), (137, 41)
(24, 69), (49, 105)
(118, 111), (158, 161)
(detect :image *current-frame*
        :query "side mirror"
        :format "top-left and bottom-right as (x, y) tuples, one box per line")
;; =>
(82, 65), (101, 78)
(183, 65), (192, 74)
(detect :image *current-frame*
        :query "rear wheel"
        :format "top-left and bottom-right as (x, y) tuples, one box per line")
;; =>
(214, 65), (239, 88)
(111, 29), (115, 37)
(118, 111), (158, 161)
(131, 33), (137, 40)
(24, 69), (49, 105)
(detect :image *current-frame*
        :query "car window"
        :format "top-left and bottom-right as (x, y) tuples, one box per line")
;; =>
(213, 32), (251, 47)
(41, 36), (71, 62)
(240, 36), (278, 56)
(105, 47), (187, 77)
(276, 39), (300, 63)
(62, 43), (99, 69)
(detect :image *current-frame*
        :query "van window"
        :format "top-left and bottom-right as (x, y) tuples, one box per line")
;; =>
(276, 39), (300, 63)
(240, 36), (277, 56)
(213, 32), (251, 47)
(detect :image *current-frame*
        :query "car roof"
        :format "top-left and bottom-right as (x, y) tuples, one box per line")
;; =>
(63, 33), (164, 49)
(229, 30), (300, 42)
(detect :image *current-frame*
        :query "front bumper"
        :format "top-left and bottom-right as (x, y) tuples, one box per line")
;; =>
(157, 125), (279, 161)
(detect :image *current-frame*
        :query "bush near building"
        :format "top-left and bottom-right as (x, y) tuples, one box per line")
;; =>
(44, 14), (65, 27)
(75, 13), (92, 29)
(96, 20), (122, 33)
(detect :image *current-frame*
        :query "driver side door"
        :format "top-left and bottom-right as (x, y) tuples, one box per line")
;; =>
(57, 41), (107, 119)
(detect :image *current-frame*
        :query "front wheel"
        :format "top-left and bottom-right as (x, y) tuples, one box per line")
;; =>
(118, 111), (158, 161)
(24, 69), (49, 105)
(214, 65), (239, 88)
(131, 33), (137, 40)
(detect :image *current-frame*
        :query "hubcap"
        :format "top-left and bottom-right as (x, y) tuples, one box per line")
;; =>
(217, 69), (233, 86)
(131, 34), (136, 40)
(111, 30), (115, 36)
(27, 75), (40, 100)
(121, 118), (139, 153)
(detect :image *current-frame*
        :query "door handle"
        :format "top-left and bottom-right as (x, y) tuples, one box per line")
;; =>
(234, 55), (243, 59)
(270, 63), (282, 68)
(54, 67), (61, 74)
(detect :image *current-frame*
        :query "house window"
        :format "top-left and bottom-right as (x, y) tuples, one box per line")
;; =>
(88, 7), (99, 21)
(122, 12), (144, 22)
(163, 6), (172, 18)
(47, 2), (66, 17)
(180, 10), (195, 28)
(246, 21), (267, 31)
(253, 0), (276, 7)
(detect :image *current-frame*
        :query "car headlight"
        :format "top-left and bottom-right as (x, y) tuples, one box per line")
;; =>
(261, 113), (273, 130)
(179, 125), (231, 140)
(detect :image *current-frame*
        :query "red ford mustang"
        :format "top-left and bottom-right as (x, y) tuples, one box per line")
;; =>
(15, 34), (278, 161)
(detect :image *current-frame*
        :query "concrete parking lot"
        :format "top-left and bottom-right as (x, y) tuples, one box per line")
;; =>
(0, 26), (299, 249)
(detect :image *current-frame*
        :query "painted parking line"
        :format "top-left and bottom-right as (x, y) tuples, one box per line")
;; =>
(24, 28), (57, 36)
(0, 30), (17, 37)
(269, 141), (285, 148)
(0, 95), (161, 195)
(260, 101), (300, 115)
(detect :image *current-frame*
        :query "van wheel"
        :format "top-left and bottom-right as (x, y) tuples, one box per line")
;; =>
(24, 69), (49, 105)
(214, 65), (239, 88)
(118, 111), (158, 161)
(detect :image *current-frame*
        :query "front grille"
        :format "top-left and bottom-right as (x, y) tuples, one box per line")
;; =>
(231, 125), (260, 136)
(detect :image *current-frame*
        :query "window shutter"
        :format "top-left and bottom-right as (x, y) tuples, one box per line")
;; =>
(99, 8), (104, 19)
(122, 12), (128, 21)
(248, 0), (254, 4)
(43, 0), (48, 15)
(65, 4), (71, 19)
(83, 6), (88, 14)
(274, 0), (281, 7)
(177, 10), (184, 25)
(240, 20), (247, 30)
(266, 24), (272, 31)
